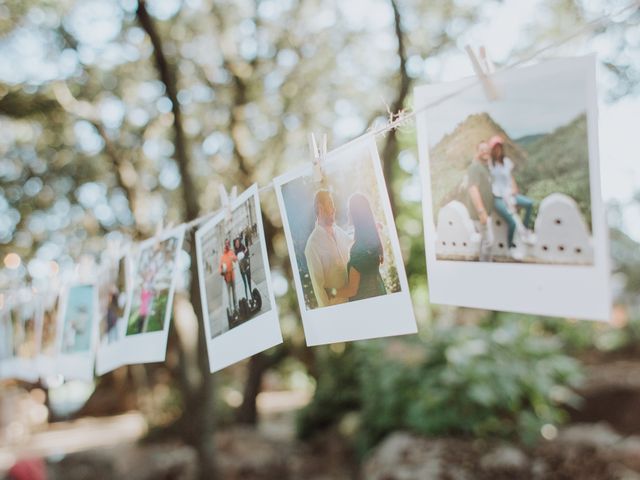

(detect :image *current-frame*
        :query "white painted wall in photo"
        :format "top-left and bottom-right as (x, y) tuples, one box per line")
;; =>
(415, 56), (611, 321)
(274, 137), (417, 346)
(120, 226), (186, 366)
(54, 283), (100, 382)
(195, 184), (282, 373)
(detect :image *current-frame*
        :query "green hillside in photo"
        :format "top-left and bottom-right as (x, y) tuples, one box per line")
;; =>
(516, 113), (592, 230)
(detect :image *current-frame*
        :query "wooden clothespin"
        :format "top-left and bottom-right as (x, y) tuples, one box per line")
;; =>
(308, 132), (328, 182)
(218, 184), (238, 223)
(465, 45), (499, 101)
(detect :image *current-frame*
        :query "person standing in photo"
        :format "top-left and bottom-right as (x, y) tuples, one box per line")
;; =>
(467, 141), (495, 262)
(136, 270), (154, 334)
(234, 236), (252, 300)
(333, 193), (387, 302)
(219, 238), (238, 312)
(489, 135), (534, 257)
(304, 189), (353, 308)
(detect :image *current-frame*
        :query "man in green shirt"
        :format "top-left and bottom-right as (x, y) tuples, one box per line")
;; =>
(466, 142), (494, 262)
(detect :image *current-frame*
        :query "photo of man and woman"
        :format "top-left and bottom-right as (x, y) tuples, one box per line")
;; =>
(126, 234), (181, 336)
(275, 138), (416, 346)
(61, 284), (96, 354)
(197, 191), (272, 339)
(416, 56), (610, 321)
(421, 57), (595, 266)
(195, 185), (281, 372)
(279, 154), (401, 310)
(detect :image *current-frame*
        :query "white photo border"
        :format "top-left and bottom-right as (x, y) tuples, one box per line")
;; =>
(415, 55), (611, 321)
(195, 184), (282, 372)
(274, 136), (417, 346)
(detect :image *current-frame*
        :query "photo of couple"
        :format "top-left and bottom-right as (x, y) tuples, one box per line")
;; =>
(459, 135), (535, 261)
(304, 190), (389, 308)
(275, 138), (416, 345)
(423, 58), (595, 266)
(197, 193), (272, 339)
(416, 56), (609, 321)
(126, 234), (181, 336)
(195, 185), (282, 372)
(278, 139), (402, 312)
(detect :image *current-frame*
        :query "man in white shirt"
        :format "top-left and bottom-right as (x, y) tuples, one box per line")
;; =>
(304, 190), (353, 308)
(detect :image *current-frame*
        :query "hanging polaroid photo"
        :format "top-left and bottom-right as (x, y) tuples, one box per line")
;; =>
(37, 288), (62, 379)
(120, 226), (185, 365)
(0, 310), (13, 379)
(95, 255), (131, 375)
(274, 137), (417, 346)
(415, 55), (610, 320)
(2, 299), (42, 382)
(56, 283), (99, 381)
(195, 184), (282, 372)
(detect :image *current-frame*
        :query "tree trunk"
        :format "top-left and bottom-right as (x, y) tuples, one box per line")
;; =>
(382, 0), (411, 214)
(136, 2), (216, 478)
(235, 354), (264, 424)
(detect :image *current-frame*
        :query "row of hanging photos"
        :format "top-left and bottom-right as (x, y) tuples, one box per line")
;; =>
(0, 49), (611, 383)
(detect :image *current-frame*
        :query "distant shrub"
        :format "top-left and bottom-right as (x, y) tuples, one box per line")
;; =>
(297, 316), (583, 454)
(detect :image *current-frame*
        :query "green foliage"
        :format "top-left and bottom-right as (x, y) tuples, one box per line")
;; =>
(126, 292), (169, 335)
(297, 316), (583, 454)
(517, 114), (592, 229)
(296, 345), (361, 440)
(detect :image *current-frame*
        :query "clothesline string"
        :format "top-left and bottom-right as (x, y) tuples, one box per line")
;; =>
(178, 0), (638, 236)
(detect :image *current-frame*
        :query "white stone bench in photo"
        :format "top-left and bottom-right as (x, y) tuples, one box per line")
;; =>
(435, 193), (593, 264)
(533, 193), (593, 264)
(434, 200), (481, 259)
(490, 211), (530, 260)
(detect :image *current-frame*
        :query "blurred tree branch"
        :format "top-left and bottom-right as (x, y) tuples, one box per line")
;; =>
(0, 89), (60, 118)
(136, 1), (217, 479)
(52, 82), (140, 236)
(380, 0), (410, 214)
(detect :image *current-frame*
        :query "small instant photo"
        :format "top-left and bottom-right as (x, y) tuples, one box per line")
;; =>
(56, 283), (99, 382)
(0, 310), (13, 379)
(120, 226), (186, 365)
(37, 288), (62, 379)
(274, 136), (417, 346)
(415, 55), (611, 320)
(95, 255), (131, 375)
(1, 299), (41, 382)
(195, 184), (282, 372)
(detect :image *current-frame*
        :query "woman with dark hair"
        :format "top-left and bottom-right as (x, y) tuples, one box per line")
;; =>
(233, 236), (251, 299)
(334, 193), (386, 302)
